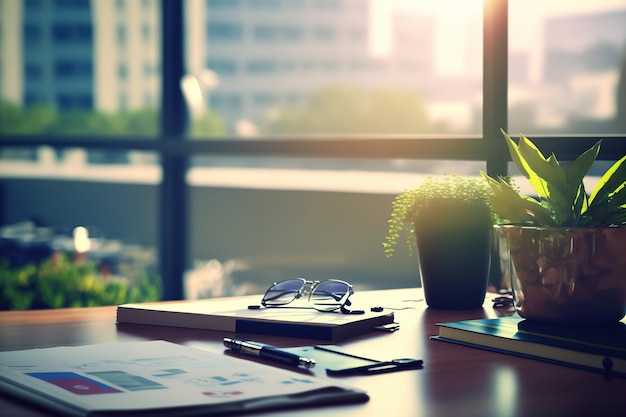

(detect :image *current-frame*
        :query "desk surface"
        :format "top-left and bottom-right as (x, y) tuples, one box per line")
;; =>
(1, 288), (624, 417)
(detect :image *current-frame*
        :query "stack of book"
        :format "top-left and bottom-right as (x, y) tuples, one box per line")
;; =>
(433, 316), (626, 377)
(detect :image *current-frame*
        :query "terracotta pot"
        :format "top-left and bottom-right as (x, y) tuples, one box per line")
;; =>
(416, 201), (492, 309)
(495, 225), (626, 323)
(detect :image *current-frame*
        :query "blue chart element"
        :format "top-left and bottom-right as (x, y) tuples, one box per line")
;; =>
(151, 368), (187, 377)
(87, 371), (166, 391)
(27, 372), (122, 395)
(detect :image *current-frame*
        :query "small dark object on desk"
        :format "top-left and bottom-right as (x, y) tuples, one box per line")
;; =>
(373, 322), (400, 332)
(492, 296), (514, 308)
(326, 358), (423, 376)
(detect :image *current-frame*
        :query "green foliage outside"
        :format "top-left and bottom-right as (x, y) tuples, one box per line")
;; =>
(0, 101), (156, 136)
(189, 111), (226, 137)
(262, 86), (449, 134)
(0, 100), (225, 136)
(483, 130), (626, 227)
(1, 86), (446, 137)
(0, 254), (161, 310)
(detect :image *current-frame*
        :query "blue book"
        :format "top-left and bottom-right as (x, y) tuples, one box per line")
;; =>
(432, 316), (626, 377)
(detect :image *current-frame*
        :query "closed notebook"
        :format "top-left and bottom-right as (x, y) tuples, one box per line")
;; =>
(432, 316), (626, 377)
(117, 298), (394, 341)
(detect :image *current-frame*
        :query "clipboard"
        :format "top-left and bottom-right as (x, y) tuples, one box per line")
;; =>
(284, 345), (423, 376)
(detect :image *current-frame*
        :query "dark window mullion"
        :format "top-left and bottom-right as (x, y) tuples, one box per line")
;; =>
(160, 0), (187, 300)
(483, 0), (509, 177)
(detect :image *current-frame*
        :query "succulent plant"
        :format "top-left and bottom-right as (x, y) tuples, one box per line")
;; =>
(483, 130), (626, 227)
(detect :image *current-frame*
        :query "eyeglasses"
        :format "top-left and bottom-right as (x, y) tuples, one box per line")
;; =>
(261, 278), (356, 314)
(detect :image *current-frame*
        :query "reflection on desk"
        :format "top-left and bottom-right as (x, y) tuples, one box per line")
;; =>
(1, 288), (625, 417)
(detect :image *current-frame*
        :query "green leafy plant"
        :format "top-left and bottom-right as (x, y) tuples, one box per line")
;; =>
(384, 175), (495, 257)
(0, 254), (161, 310)
(483, 130), (626, 227)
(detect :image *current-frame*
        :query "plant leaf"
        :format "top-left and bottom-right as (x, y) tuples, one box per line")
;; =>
(583, 186), (626, 225)
(588, 155), (626, 207)
(518, 137), (573, 222)
(502, 131), (553, 197)
(502, 130), (531, 179)
(481, 172), (556, 226)
(518, 135), (567, 191)
(503, 131), (574, 224)
(609, 182), (626, 207)
(604, 209), (626, 225)
(571, 182), (588, 219)
(566, 141), (600, 215)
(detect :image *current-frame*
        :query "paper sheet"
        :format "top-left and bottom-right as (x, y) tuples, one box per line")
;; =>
(0, 340), (364, 414)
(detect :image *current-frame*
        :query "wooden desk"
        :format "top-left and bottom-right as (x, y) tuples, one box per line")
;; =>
(1, 288), (624, 417)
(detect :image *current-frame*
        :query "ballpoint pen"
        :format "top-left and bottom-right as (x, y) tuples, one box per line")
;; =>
(223, 337), (316, 369)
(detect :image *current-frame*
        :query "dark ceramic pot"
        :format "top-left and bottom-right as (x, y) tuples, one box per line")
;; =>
(415, 200), (492, 309)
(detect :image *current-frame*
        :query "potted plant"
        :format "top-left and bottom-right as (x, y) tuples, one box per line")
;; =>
(384, 175), (495, 309)
(483, 130), (626, 323)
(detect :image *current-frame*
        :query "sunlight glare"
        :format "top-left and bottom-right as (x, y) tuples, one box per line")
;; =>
(73, 226), (91, 253)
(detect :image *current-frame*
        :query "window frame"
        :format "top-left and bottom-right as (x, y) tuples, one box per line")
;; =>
(0, 0), (624, 300)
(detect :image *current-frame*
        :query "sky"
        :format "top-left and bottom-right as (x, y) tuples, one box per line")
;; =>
(369, 0), (626, 75)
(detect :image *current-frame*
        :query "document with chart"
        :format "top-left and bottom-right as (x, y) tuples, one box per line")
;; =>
(0, 340), (368, 417)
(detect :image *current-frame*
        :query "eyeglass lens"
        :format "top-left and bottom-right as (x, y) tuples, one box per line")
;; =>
(261, 278), (305, 306)
(310, 280), (351, 312)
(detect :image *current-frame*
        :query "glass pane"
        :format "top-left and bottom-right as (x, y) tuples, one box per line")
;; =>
(0, 146), (161, 309)
(509, 0), (626, 134)
(185, 0), (482, 137)
(0, 0), (160, 136)
(186, 157), (486, 298)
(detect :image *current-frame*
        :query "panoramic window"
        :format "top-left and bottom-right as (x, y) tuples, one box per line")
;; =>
(1, 0), (624, 304)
